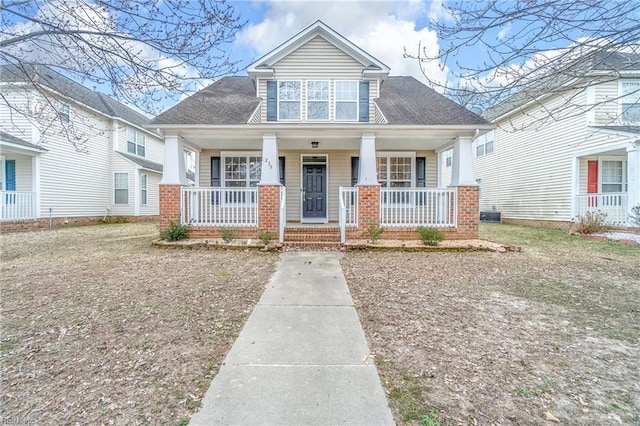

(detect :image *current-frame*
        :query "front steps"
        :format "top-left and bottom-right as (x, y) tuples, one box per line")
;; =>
(282, 225), (342, 249)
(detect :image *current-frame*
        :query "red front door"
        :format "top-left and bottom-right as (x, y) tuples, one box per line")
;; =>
(587, 160), (598, 207)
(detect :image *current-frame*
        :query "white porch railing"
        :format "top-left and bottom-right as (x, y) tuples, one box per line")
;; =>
(339, 187), (358, 243)
(575, 193), (628, 225)
(0, 191), (37, 221)
(380, 188), (457, 227)
(279, 186), (286, 243)
(182, 187), (258, 227)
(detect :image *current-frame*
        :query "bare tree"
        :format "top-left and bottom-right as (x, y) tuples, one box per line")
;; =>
(410, 0), (640, 128)
(1, 0), (245, 149)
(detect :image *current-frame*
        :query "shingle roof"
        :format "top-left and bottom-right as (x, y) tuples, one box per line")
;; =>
(377, 77), (489, 125)
(151, 77), (259, 125)
(0, 64), (152, 129)
(116, 151), (196, 181)
(150, 75), (488, 126)
(483, 51), (640, 121)
(0, 131), (47, 151)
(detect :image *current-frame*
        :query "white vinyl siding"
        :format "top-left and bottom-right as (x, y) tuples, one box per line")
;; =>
(473, 86), (632, 221)
(594, 79), (621, 125)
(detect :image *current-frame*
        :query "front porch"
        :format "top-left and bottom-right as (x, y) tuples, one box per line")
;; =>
(573, 141), (640, 227)
(159, 130), (481, 244)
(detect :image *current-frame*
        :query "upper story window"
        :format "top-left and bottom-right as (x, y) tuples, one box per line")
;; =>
(59, 102), (70, 123)
(335, 81), (358, 121)
(476, 131), (494, 157)
(278, 81), (301, 120)
(621, 80), (640, 123)
(127, 128), (146, 157)
(307, 81), (329, 120)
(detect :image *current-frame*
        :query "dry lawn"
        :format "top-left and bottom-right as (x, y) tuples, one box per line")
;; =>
(0, 222), (278, 425)
(343, 224), (640, 425)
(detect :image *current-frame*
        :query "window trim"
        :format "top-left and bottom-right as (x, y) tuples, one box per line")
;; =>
(445, 150), (452, 168)
(127, 128), (146, 157)
(476, 131), (495, 158)
(114, 172), (129, 205)
(598, 156), (627, 193)
(334, 80), (359, 121)
(59, 102), (70, 123)
(220, 152), (262, 206)
(277, 80), (302, 121)
(306, 80), (330, 121)
(619, 79), (640, 124)
(140, 173), (148, 206)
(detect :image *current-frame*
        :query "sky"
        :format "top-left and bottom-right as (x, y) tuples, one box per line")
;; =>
(226, 0), (445, 85)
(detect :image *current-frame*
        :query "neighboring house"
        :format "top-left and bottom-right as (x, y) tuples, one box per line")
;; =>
(152, 21), (492, 244)
(462, 51), (640, 228)
(0, 65), (174, 230)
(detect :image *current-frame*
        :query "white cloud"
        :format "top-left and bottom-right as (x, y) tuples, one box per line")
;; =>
(235, 0), (447, 87)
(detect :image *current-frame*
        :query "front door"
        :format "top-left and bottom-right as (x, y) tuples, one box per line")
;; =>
(302, 164), (326, 219)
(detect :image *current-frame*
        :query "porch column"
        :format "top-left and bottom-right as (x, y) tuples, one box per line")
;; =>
(32, 155), (41, 219)
(358, 134), (378, 185)
(160, 135), (187, 233)
(258, 134), (281, 235)
(628, 140), (640, 226)
(450, 136), (476, 186)
(450, 136), (479, 238)
(357, 134), (381, 231)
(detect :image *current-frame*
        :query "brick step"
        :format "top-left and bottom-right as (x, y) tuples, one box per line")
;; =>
(284, 233), (341, 242)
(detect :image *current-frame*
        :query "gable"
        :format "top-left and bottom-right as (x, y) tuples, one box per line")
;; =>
(273, 35), (365, 79)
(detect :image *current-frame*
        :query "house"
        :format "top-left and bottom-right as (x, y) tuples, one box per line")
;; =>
(464, 51), (640, 228)
(0, 65), (176, 231)
(151, 21), (492, 244)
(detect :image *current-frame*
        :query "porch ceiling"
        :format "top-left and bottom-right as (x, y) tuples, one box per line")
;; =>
(167, 125), (485, 152)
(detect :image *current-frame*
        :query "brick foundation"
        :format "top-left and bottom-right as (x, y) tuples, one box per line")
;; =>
(0, 215), (159, 234)
(258, 185), (281, 234)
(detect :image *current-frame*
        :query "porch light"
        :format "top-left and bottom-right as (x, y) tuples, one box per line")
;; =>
(311, 141), (319, 148)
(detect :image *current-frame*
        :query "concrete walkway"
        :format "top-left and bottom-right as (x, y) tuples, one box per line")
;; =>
(190, 252), (394, 426)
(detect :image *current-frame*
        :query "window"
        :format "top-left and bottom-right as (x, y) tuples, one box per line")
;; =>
(140, 173), (148, 205)
(307, 81), (329, 120)
(376, 155), (413, 188)
(476, 131), (494, 157)
(114, 173), (129, 204)
(621, 80), (640, 123)
(601, 160), (627, 193)
(278, 81), (301, 120)
(335, 81), (358, 121)
(223, 155), (262, 187)
(445, 150), (452, 167)
(59, 102), (70, 123)
(127, 129), (146, 157)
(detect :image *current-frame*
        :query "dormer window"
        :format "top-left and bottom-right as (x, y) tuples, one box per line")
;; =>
(278, 81), (301, 120)
(307, 81), (329, 120)
(335, 81), (358, 121)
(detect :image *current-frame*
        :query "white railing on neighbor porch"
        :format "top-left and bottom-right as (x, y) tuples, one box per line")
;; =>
(380, 188), (457, 227)
(279, 186), (286, 243)
(575, 193), (628, 225)
(0, 191), (37, 221)
(339, 187), (358, 243)
(182, 187), (258, 227)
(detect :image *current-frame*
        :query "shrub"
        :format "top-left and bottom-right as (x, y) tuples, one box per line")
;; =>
(161, 220), (189, 241)
(257, 229), (274, 245)
(629, 204), (640, 227)
(417, 226), (445, 246)
(102, 215), (130, 224)
(363, 223), (384, 243)
(220, 228), (235, 243)
(574, 210), (607, 234)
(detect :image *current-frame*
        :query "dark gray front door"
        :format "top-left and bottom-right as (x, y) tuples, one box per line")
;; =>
(303, 164), (326, 219)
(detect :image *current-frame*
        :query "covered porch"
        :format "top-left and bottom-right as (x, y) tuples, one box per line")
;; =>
(159, 126), (482, 243)
(0, 132), (45, 222)
(572, 137), (640, 227)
